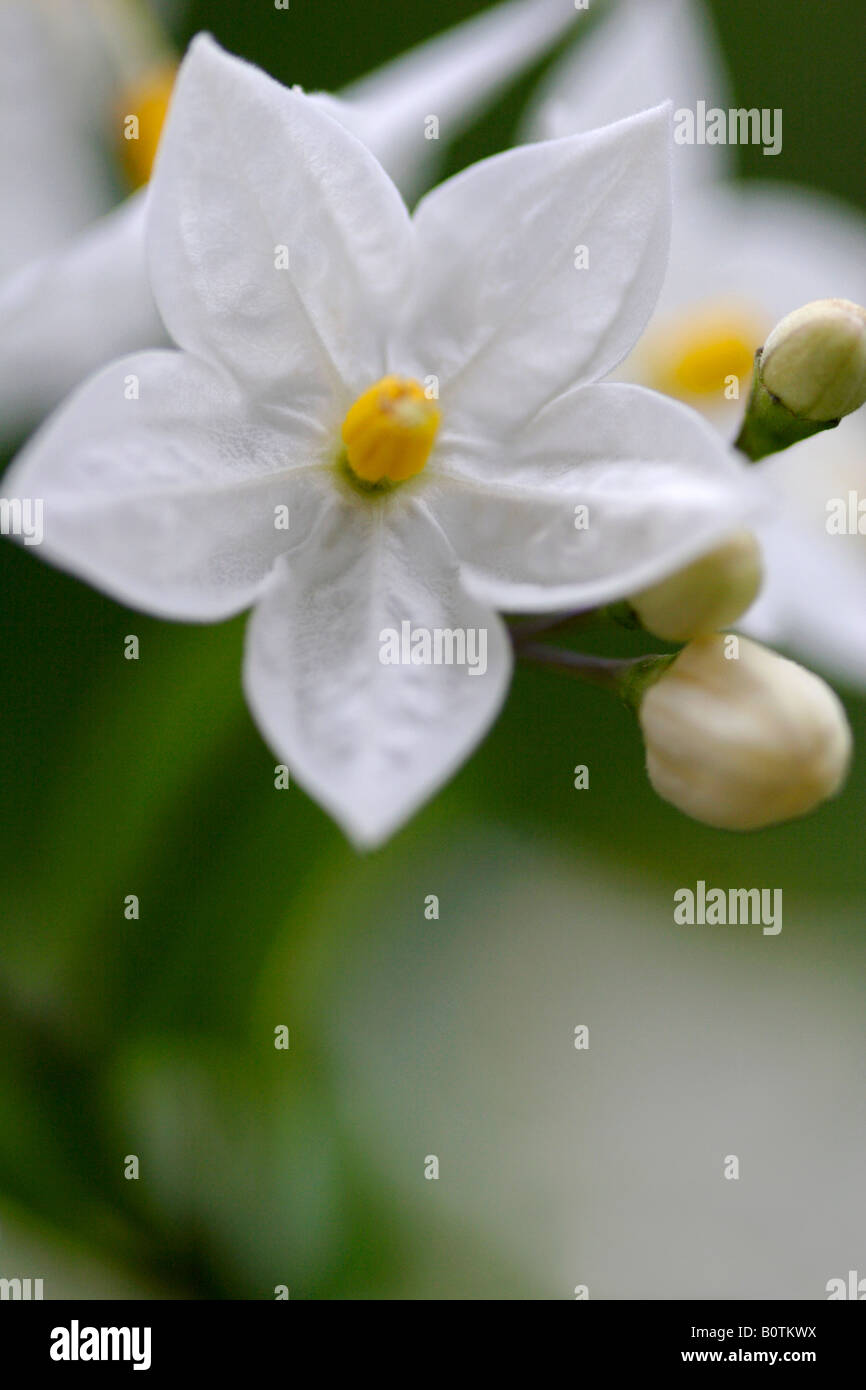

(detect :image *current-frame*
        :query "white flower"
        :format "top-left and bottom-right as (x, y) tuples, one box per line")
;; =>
(525, 0), (866, 686)
(8, 37), (752, 847)
(0, 0), (582, 443)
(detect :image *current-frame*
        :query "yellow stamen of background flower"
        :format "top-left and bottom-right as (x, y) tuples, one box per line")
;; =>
(342, 377), (441, 485)
(117, 61), (177, 188)
(641, 302), (766, 402)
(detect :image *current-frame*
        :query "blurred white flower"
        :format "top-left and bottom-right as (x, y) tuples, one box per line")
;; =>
(8, 38), (752, 848)
(0, 0), (177, 440)
(0, 0), (583, 443)
(0, 0), (172, 279)
(524, 0), (866, 686)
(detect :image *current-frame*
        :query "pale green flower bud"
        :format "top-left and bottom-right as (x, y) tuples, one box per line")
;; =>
(629, 531), (763, 642)
(638, 634), (851, 830)
(761, 298), (866, 422)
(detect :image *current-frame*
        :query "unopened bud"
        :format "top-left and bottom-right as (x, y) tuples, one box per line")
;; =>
(629, 531), (762, 642)
(762, 298), (866, 422)
(638, 634), (851, 830)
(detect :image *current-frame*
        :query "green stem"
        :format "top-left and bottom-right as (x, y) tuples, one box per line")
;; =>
(516, 642), (676, 710)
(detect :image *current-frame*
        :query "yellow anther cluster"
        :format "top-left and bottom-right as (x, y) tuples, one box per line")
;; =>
(342, 376), (440, 485)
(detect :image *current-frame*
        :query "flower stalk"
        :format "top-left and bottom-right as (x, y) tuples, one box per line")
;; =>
(515, 641), (675, 710)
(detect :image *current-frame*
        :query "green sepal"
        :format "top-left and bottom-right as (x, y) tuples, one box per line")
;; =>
(734, 350), (840, 462)
(617, 652), (679, 715)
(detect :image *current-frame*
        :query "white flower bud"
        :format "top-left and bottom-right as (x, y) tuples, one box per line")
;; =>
(761, 298), (866, 421)
(629, 531), (763, 642)
(639, 634), (851, 830)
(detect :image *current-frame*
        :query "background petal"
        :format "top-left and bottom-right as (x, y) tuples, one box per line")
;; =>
(6, 351), (330, 621)
(743, 420), (866, 686)
(521, 0), (731, 194)
(0, 0), (115, 278)
(335, 0), (583, 203)
(395, 105), (672, 436)
(243, 496), (511, 848)
(0, 194), (167, 445)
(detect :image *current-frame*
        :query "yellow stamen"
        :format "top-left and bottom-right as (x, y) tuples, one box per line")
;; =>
(342, 376), (440, 485)
(117, 61), (177, 188)
(640, 301), (767, 402)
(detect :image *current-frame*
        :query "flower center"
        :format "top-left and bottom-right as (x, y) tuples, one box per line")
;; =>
(117, 62), (177, 188)
(640, 301), (767, 402)
(341, 376), (440, 485)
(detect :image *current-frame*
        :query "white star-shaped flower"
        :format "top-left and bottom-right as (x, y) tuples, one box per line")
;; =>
(8, 37), (753, 847)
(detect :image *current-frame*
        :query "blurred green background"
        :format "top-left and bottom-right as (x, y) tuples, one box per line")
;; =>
(1, 0), (865, 1299)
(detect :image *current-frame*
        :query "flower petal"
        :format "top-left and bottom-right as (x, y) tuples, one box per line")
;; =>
(0, 0), (114, 278)
(742, 423), (866, 686)
(656, 182), (866, 326)
(0, 193), (167, 444)
(148, 34), (413, 414)
(5, 351), (330, 621)
(243, 496), (511, 848)
(521, 0), (731, 193)
(744, 513), (866, 687)
(424, 383), (759, 612)
(396, 105), (672, 436)
(335, 0), (582, 203)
